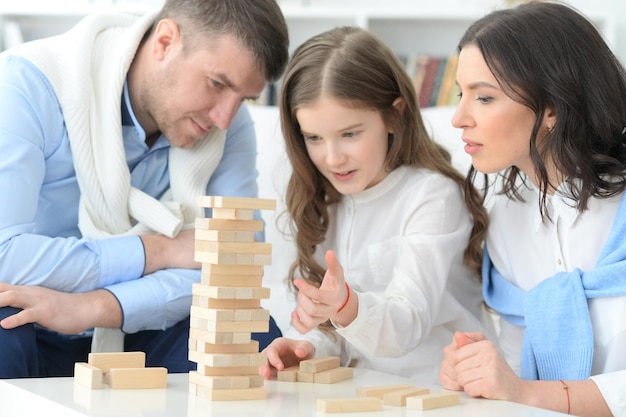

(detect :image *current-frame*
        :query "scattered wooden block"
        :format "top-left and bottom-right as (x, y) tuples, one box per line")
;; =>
(406, 391), (461, 410)
(74, 362), (103, 389)
(211, 208), (254, 220)
(108, 367), (167, 389)
(197, 196), (276, 211)
(317, 397), (382, 413)
(195, 218), (263, 232)
(87, 351), (145, 373)
(356, 384), (416, 399)
(314, 367), (353, 384)
(300, 356), (340, 373)
(276, 366), (300, 382)
(383, 386), (430, 406)
(296, 371), (315, 383)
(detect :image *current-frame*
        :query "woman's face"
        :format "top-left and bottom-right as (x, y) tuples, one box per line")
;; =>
(452, 45), (540, 178)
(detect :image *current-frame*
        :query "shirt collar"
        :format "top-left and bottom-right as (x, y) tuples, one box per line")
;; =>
(531, 181), (581, 231)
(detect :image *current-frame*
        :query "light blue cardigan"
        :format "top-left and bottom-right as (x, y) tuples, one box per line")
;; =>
(483, 192), (626, 380)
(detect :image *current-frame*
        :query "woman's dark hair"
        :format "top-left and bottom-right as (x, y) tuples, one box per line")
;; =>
(459, 1), (626, 217)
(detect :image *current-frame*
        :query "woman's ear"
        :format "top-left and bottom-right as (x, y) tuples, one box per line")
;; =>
(543, 106), (557, 132)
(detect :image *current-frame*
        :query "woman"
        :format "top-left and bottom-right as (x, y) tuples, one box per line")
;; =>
(440, 2), (626, 416)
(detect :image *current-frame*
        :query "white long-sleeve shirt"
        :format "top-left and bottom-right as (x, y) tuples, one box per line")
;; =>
(487, 184), (626, 416)
(287, 165), (490, 382)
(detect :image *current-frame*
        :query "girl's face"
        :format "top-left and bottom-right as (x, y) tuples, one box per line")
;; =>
(295, 95), (391, 195)
(452, 45), (541, 178)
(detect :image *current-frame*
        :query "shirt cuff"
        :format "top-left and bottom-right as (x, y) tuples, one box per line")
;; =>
(590, 371), (626, 417)
(106, 277), (166, 333)
(93, 235), (145, 287)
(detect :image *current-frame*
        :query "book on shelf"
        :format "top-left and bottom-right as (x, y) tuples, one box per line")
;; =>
(402, 53), (459, 108)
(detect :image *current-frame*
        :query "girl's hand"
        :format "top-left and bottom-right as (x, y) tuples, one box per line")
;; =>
(291, 250), (349, 334)
(259, 337), (315, 379)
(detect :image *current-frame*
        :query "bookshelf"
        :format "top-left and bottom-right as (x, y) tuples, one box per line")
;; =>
(0, 1), (616, 106)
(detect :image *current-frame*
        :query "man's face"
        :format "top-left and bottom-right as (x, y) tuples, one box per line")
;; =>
(140, 31), (266, 149)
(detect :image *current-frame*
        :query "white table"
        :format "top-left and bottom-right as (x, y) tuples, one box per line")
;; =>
(0, 368), (568, 417)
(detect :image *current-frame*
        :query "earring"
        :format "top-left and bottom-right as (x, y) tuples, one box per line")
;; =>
(547, 126), (554, 133)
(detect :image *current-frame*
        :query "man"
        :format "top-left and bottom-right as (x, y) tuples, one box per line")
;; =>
(0, 0), (288, 378)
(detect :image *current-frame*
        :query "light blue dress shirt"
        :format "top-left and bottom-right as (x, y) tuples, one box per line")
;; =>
(0, 55), (260, 333)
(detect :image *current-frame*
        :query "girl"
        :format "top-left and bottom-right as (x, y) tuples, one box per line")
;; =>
(440, 2), (626, 416)
(260, 26), (491, 381)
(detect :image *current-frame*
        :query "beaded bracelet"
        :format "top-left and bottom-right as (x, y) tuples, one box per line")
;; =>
(336, 283), (351, 313)
(559, 380), (570, 415)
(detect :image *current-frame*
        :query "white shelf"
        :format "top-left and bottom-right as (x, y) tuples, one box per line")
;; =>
(0, 1), (615, 56)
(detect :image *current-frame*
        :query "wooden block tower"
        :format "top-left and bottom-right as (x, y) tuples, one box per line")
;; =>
(189, 196), (276, 401)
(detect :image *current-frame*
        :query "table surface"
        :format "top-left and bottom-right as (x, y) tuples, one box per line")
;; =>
(0, 368), (568, 417)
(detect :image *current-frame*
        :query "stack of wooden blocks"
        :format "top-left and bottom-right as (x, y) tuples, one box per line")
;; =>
(188, 196), (276, 401)
(74, 352), (167, 390)
(277, 356), (353, 384)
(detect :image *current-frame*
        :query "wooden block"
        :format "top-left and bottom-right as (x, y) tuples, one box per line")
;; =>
(192, 319), (269, 333)
(87, 351), (145, 373)
(197, 196), (276, 211)
(192, 284), (270, 300)
(276, 366), (299, 382)
(189, 371), (264, 390)
(190, 306), (235, 321)
(189, 350), (267, 367)
(202, 263), (264, 276)
(212, 208), (254, 220)
(317, 398), (382, 413)
(191, 339), (259, 354)
(195, 229), (255, 242)
(200, 273), (263, 288)
(193, 385), (267, 401)
(195, 217), (263, 232)
(356, 384), (416, 399)
(192, 294), (261, 310)
(191, 306), (268, 323)
(314, 367), (353, 384)
(108, 367), (167, 389)
(195, 251), (271, 266)
(74, 362), (103, 389)
(196, 365), (260, 377)
(383, 387), (430, 406)
(189, 328), (251, 345)
(406, 392), (461, 410)
(296, 371), (315, 382)
(195, 241), (272, 255)
(300, 356), (340, 373)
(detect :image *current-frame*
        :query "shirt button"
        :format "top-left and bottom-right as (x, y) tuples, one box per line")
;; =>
(557, 259), (562, 266)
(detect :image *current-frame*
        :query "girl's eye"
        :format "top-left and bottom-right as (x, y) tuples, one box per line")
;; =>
(303, 134), (320, 142)
(476, 95), (493, 104)
(343, 131), (357, 138)
(211, 79), (224, 89)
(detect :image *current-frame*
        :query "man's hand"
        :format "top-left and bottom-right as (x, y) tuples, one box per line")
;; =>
(141, 228), (200, 275)
(0, 283), (122, 334)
